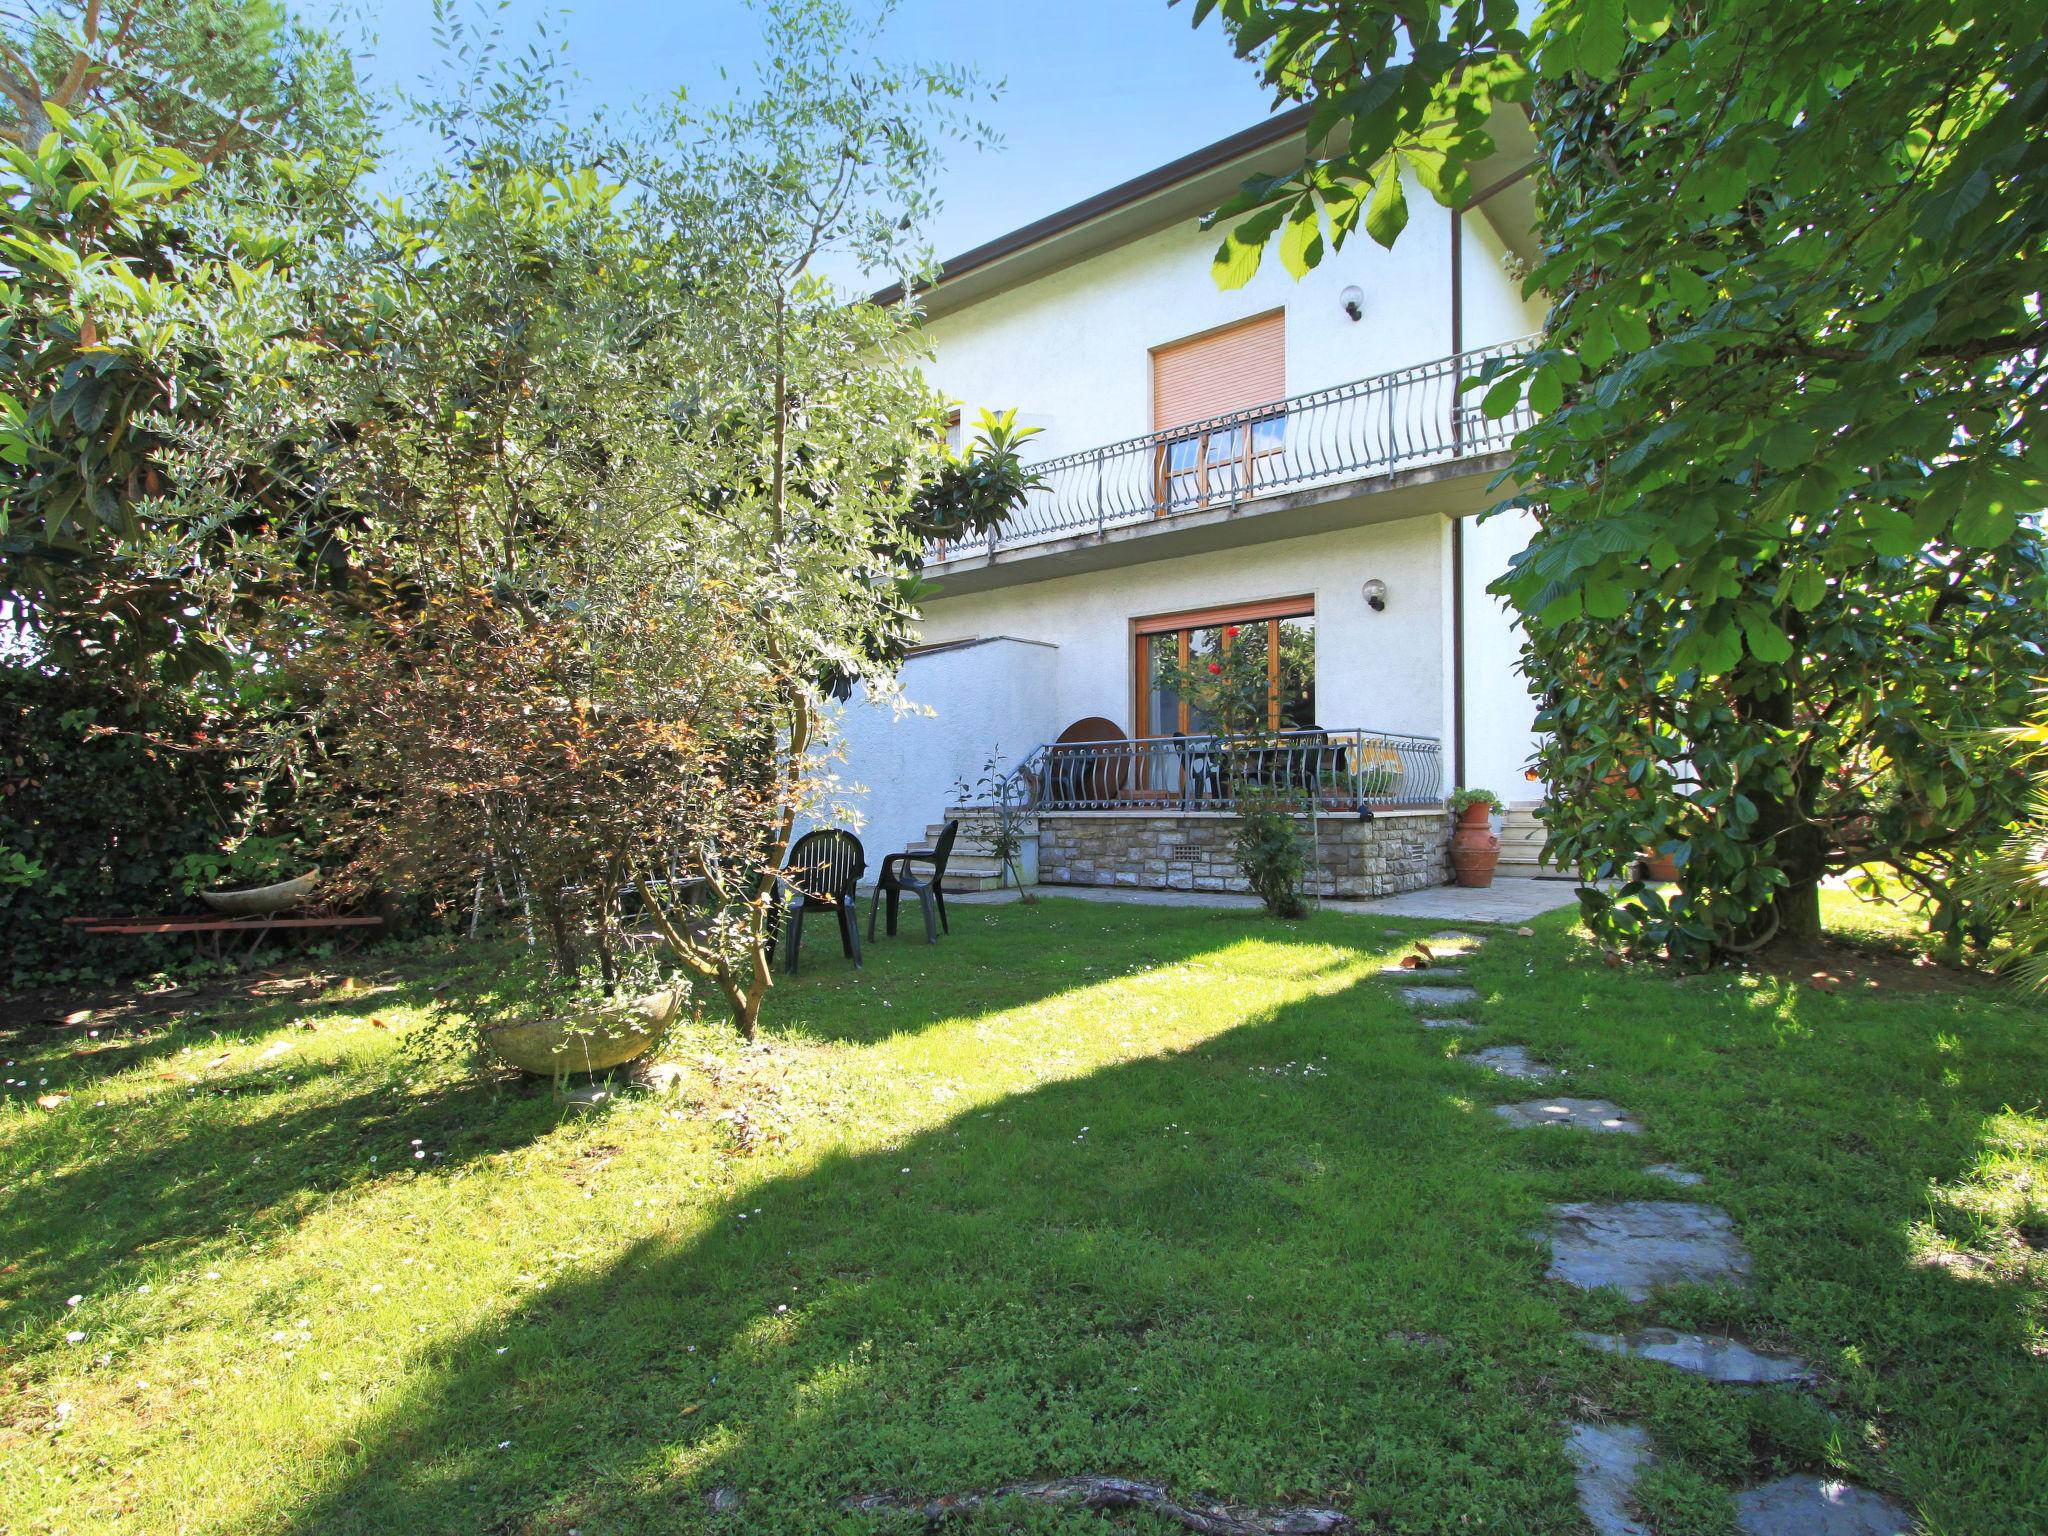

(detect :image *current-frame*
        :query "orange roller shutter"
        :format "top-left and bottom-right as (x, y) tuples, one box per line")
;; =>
(1151, 310), (1286, 431)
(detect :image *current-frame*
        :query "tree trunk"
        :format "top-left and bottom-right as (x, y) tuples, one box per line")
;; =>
(1767, 874), (1824, 952)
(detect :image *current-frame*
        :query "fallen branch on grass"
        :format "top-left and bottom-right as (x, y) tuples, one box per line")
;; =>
(840, 1475), (1353, 1534)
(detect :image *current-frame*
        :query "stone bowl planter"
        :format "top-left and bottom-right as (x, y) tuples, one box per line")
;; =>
(482, 987), (682, 1078)
(199, 870), (319, 917)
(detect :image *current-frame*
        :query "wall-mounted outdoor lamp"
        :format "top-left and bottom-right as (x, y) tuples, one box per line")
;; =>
(1340, 285), (1365, 322)
(1362, 578), (1388, 612)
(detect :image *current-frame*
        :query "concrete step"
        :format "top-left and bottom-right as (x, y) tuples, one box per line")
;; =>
(940, 872), (1008, 893)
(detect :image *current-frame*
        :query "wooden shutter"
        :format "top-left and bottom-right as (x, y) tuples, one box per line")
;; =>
(1152, 311), (1285, 431)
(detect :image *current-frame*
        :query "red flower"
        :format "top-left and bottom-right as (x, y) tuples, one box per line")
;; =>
(1208, 662), (1222, 675)
(1225, 625), (1240, 639)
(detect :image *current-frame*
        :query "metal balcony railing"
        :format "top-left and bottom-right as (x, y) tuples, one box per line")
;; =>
(930, 337), (1536, 563)
(1000, 727), (1443, 816)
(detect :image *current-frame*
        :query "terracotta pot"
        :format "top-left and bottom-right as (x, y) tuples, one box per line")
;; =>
(1642, 848), (1682, 882)
(1451, 810), (1500, 889)
(482, 987), (682, 1078)
(1456, 802), (1493, 829)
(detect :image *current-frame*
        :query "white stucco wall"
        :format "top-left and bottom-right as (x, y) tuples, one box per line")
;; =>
(923, 177), (1539, 468)
(1460, 506), (1545, 800)
(818, 637), (1061, 869)
(916, 513), (1453, 754)
(1457, 210), (1549, 355)
(848, 163), (1553, 840)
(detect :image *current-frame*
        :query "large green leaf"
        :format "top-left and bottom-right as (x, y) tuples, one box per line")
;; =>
(1364, 165), (1408, 248)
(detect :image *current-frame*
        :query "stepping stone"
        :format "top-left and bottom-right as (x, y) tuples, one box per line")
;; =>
(1544, 1201), (1754, 1300)
(1566, 1421), (1655, 1536)
(1379, 965), (1466, 979)
(1647, 1163), (1705, 1187)
(1402, 985), (1478, 1008)
(1576, 1328), (1814, 1385)
(1471, 1045), (1560, 1082)
(1420, 1017), (1478, 1031)
(1734, 1475), (1914, 1536)
(1496, 1097), (1641, 1133)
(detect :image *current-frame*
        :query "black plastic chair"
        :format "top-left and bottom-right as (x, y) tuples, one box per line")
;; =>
(777, 829), (865, 974)
(869, 819), (959, 944)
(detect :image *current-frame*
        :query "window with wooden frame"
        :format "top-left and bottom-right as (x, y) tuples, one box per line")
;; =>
(1150, 311), (1287, 510)
(1132, 597), (1316, 740)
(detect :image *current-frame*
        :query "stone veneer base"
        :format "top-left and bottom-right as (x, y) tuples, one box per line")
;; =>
(1036, 808), (1452, 900)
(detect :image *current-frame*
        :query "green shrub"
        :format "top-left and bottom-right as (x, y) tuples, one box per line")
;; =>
(1232, 788), (1312, 919)
(0, 665), (245, 985)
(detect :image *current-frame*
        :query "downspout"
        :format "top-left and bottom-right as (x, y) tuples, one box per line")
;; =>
(1450, 204), (1467, 791)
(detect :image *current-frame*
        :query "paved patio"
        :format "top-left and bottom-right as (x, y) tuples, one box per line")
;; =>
(951, 877), (1581, 926)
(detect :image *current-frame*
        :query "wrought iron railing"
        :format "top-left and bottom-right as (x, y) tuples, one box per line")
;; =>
(930, 337), (1535, 563)
(999, 727), (1442, 816)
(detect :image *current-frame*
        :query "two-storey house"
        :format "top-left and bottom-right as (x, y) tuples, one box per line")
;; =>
(830, 106), (1550, 898)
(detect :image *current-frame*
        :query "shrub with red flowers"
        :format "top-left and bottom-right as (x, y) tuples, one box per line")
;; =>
(1152, 628), (1274, 738)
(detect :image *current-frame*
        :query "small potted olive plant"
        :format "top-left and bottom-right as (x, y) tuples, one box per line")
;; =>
(1448, 787), (1504, 888)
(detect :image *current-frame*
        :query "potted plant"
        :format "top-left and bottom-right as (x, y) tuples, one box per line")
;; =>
(1448, 787), (1504, 888)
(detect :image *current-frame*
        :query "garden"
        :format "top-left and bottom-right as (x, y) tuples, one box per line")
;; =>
(3, 2), (2047, 1533)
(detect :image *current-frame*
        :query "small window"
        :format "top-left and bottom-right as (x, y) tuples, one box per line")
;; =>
(1150, 312), (1287, 510)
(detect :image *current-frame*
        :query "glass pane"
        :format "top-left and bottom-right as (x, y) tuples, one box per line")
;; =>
(1144, 635), (1180, 739)
(1204, 430), (1241, 497)
(1161, 437), (1201, 505)
(1185, 626), (1228, 734)
(1277, 615), (1315, 729)
(1248, 415), (1286, 488)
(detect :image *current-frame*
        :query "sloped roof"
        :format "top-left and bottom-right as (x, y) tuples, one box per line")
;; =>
(875, 105), (1539, 318)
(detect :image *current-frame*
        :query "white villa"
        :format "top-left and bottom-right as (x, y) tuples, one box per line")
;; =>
(832, 106), (1552, 897)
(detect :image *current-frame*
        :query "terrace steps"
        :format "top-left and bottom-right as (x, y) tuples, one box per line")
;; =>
(1497, 801), (1557, 880)
(907, 818), (1010, 893)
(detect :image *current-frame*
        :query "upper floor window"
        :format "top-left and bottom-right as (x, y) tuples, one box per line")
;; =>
(1150, 311), (1287, 510)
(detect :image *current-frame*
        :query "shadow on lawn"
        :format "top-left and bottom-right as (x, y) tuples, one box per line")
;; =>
(1, 950), (590, 1313)
(265, 914), (2048, 1536)
(0, 1067), (563, 1313)
(0, 907), (1373, 1324)
(267, 954), (1580, 1536)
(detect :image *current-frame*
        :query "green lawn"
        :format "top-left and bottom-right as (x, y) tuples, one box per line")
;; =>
(2, 899), (2043, 1534)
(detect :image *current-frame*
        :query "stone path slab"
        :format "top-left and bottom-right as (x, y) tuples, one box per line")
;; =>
(1566, 1421), (1655, 1536)
(1544, 1201), (1754, 1300)
(1647, 1163), (1705, 1187)
(1497, 1097), (1642, 1134)
(1471, 1045), (1560, 1082)
(1378, 965), (1466, 979)
(1420, 1016), (1478, 1031)
(1402, 985), (1479, 1009)
(1734, 1476), (1914, 1536)
(1577, 1328), (1814, 1385)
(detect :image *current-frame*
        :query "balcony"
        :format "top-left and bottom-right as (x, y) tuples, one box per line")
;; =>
(930, 337), (1537, 567)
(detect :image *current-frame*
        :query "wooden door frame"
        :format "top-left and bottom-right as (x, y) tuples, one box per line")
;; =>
(1130, 595), (1315, 740)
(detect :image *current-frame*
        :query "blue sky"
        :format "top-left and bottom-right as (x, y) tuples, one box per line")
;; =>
(317, 0), (1281, 262)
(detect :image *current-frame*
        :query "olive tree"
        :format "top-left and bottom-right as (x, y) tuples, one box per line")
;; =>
(271, 0), (1018, 1036)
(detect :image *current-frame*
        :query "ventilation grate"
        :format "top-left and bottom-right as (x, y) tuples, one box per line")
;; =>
(1168, 842), (1203, 863)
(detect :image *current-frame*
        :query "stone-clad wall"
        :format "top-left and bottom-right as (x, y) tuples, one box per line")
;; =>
(1037, 809), (1451, 898)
